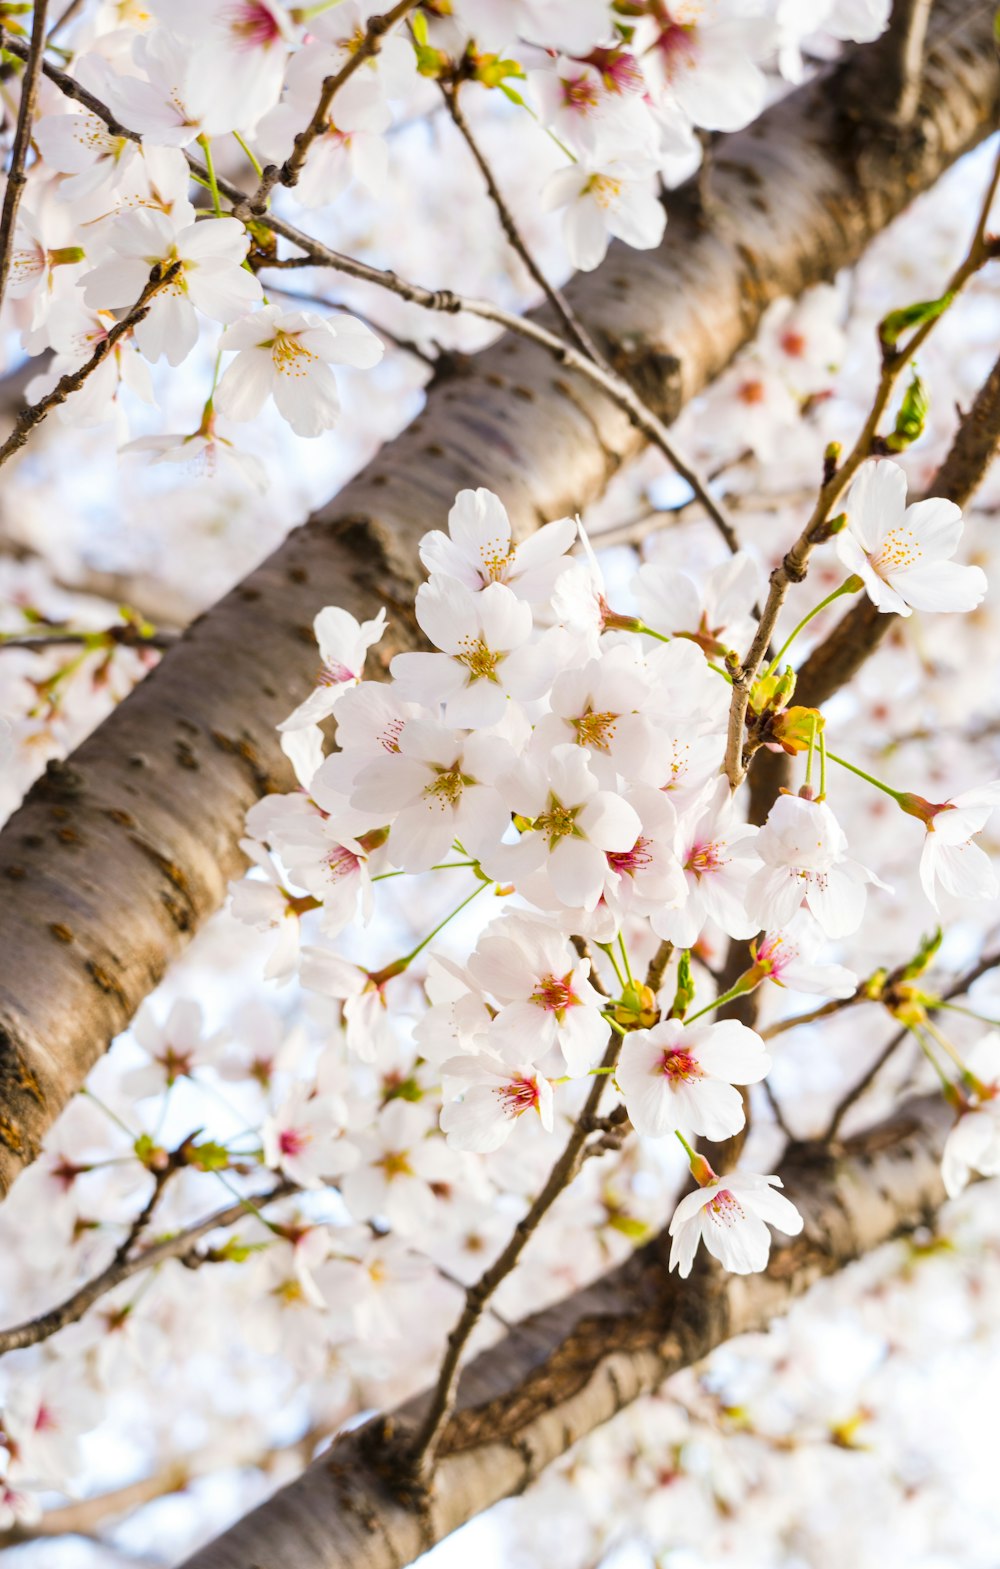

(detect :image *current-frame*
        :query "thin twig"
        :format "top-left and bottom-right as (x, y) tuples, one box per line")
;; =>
(0, 627), (176, 653)
(725, 141), (1000, 789)
(9, 37), (744, 559)
(0, 1178), (295, 1356)
(248, 0), (419, 211)
(0, 260), (180, 468)
(442, 78), (600, 361)
(406, 1031), (624, 1475)
(47, 0), (85, 42)
(0, 4), (50, 311)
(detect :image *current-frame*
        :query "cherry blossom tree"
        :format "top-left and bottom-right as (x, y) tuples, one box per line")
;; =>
(0, 3), (999, 1568)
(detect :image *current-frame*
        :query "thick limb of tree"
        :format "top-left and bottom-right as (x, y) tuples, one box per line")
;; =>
(177, 1091), (955, 1569)
(0, 0), (995, 1197)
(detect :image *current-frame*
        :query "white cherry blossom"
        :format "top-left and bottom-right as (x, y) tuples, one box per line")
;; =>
(278, 606), (387, 732)
(83, 211), (261, 365)
(836, 459), (986, 617)
(440, 1054), (555, 1152)
(748, 794), (883, 940)
(391, 577), (554, 728)
(418, 488), (576, 603)
(544, 158), (666, 273)
(669, 1171), (804, 1278)
(486, 744), (642, 911)
(941, 1035), (1000, 1197)
(617, 1017), (770, 1140)
(652, 778), (761, 947)
(216, 305), (383, 437)
(468, 912), (608, 1074)
(917, 783), (1000, 911)
(262, 1085), (358, 1188)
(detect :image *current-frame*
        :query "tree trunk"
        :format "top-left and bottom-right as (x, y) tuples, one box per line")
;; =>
(178, 1092), (953, 1569)
(0, 0), (995, 1197)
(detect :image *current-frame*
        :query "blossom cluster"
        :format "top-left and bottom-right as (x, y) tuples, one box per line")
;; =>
(230, 461), (997, 1286)
(3, 0), (894, 463)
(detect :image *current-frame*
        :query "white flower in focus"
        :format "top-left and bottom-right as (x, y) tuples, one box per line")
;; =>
(651, 778), (761, 948)
(751, 911), (858, 998)
(150, 0), (293, 124)
(468, 913), (608, 1075)
(83, 211), (261, 365)
(669, 1171), (804, 1278)
(216, 305), (383, 437)
(262, 1085), (358, 1188)
(617, 1017), (770, 1141)
(748, 794), (882, 940)
(636, 2), (769, 133)
(917, 783), (1000, 911)
(278, 605), (387, 732)
(439, 1054), (554, 1152)
(419, 488), (576, 603)
(391, 577), (553, 728)
(836, 459), (986, 617)
(633, 550), (760, 656)
(350, 719), (512, 873)
(486, 744), (642, 911)
(543, 159), (666, 272)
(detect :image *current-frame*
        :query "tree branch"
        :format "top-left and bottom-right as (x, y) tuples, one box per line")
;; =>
(0, 0), (994, 1198)
(0, 1178), (295, 1355)
(177, 1090), (958, 1569)
(0, 261), (182, 468)
(0, 4), (50, 312)
(725, 139), (1000, 788)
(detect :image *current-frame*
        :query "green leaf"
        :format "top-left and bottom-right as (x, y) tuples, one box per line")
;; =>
(900, 927), (942, 982)
(670, 950), (695, 1020)
(473, 53), (525, 88)
(886, 370), (929, 451)
(879, 293), (954, 349)
(608, 1213), (650, 1242)
(186, 1139), (231, 1172)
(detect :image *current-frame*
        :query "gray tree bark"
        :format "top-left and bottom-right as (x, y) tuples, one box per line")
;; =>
(0, 0), (995, 1196)
(178, 1093), (954, 1569)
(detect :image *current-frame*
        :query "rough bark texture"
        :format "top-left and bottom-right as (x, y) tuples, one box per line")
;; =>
(0, 0), (996, 1196)
(178, 1093), (953, 1569)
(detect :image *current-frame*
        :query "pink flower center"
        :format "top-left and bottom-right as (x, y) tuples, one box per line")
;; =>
(318, 660), (356, 687)
(530, 972), (578, 1015)
(686, 840), (722, 876)
(705, 1189), (746, 1227)
(658, 1048), (703, 1082)
(607, 836), (654, 877)
(495, 1075), (541, 1121)
(225, 1), (282, 47)
(585, 47), (644, 96)
(379, 718), (404, 753)
(34, 1403), (58, 1433)
(781, 329), (806, 357)
(325, 845), (361, 881)
(654, 22), (698, 75)
(561, 73), (600, 114)
(279, 1127), (309, 1158)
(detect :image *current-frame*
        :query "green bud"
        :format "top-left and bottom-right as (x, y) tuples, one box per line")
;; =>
(886, 371), (929, 451)
(879, 293), (953, 350)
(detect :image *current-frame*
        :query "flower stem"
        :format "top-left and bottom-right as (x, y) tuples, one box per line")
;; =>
(825, 748), (906, 805)
(396, 879), (491, 969)
(198, 134), (223, 217)
(684, 973), (761, 1024)
(232, 130), (263, 180)
(618, 932), (634, 988)
(764, 578), (861, 678)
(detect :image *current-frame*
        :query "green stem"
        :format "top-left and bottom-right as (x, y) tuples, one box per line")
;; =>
(371, 861), (478, 883)
(397, 879), (491, 968)
(764, 578), (861, 677)
(618, 932), (634, 988)
(804, 711), (817, 794)
(81, 1087), (138, 1141)
(906, 1023), (954, 1094)
(198, 134), (223, 217)
(936, 1000), (1000, 1028)
(232, 130), (263, 180)
(825, 748), (906, 805)
(598, 942), (626, 990)
(685, 975), (760, 1025)
(819, 724), (828, 800)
